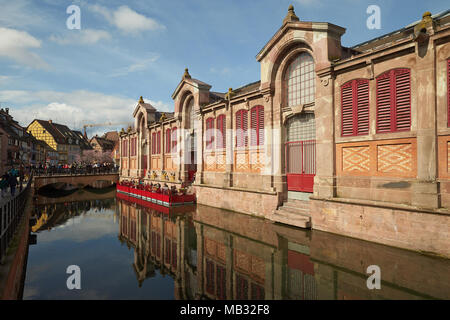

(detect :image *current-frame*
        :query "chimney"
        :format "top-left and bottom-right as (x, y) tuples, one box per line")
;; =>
(5, 108), (9, 114)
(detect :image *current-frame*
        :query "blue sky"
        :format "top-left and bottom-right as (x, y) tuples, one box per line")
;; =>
(0, 0), (448, 136)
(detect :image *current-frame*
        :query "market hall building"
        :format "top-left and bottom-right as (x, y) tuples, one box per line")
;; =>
(119, 6), (450, 258)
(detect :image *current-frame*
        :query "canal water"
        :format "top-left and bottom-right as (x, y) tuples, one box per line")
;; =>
(23, 188), (450, 300)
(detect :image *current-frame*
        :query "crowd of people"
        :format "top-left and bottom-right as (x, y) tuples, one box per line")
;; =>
(0, 166), (28, 199)
(119, 180), (192, 196)
(32, 162), (119, 176)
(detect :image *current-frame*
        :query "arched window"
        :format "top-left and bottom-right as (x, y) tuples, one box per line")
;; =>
(250, 106), (264, 146)
(285, 52), (315, 107)
(376, 68), (411, 133)
(205, 117), (215, 150)
(216, 115), (226, 149)
(165, 128), (171, 153)
(236, 110), (248, 148)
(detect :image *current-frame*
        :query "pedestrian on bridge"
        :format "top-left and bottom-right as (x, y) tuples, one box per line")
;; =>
(0, 173), (8, 198)
(8, 173), (17, 197)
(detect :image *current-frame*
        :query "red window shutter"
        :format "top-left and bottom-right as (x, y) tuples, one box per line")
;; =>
(394, 69), (411, 131)
(251, 106), (264, 146)
(258, 106), (264, 146)
(210, 119), (215, 149)
(242, 110), (248, 147)
(357, 80), (369, 135)
(341, 82), (354, 136)
(251, 107), (257, 146)
(172, 127), (177, 152)
(377, 69), (410, 133)
(157, 131), (161, 154)
(206, 118), (214, 150)
(342, 79), (369, 136)
(376, 72), (393, 133)
(448, 59), (450, 127)
(166, 129), (171, 153)
(236, 111), (242, 147)
(216, 115), (226, 149)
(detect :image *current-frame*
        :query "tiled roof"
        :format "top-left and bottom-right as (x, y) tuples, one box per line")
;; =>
(91, 136), (116, 151)
(351, 10), (450, 53)
(35, 120), (66, 143)
(103, 131), (119, 142)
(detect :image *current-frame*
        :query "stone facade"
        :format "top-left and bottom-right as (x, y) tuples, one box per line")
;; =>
(119, 7), (450, 257)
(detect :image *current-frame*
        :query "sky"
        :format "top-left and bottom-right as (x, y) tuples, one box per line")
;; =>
(0, 0), (448, 137)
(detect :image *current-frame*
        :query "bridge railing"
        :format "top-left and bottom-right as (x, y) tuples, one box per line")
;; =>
(0, 175), (32, 263)
(33, 167), (119, 177)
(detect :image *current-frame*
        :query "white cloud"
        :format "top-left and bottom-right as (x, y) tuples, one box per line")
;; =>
(0, 89), (173, 130)
(49, 29), (112, 45)
(0, 75), (11, 84)
(109, 54), (160, 77)
(0, 27), (48, 69)
(89, 5), (165, 35)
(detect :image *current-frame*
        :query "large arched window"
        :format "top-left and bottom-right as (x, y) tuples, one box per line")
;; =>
(285, 52), (315, 107)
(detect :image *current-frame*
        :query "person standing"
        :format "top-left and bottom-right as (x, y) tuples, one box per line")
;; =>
(8, 173), (17, 197)
(0, 173), (9, 198)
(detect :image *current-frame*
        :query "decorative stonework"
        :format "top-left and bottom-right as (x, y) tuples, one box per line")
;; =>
(336, 138), (416, 178)
(234, 249), (265, 283)
(205, 238), (226, 263)
(320, 77), (330, 87)
(377, 144), (412, 173)
(342, 146), (370, 173)
(204, 152), (226, 172)
(235, 152), (250, 171)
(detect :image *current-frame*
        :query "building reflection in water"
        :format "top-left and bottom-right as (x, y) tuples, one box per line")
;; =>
(117, 198), (450, 300)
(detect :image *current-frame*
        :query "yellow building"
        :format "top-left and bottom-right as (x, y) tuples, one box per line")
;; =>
(27, 119), (70, 164)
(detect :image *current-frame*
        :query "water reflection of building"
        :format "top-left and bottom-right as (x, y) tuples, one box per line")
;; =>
(117, 199), (450, 300)
(32, 196), (116, 232)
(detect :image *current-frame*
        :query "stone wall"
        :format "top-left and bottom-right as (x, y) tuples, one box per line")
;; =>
(310, 198), (450, 258)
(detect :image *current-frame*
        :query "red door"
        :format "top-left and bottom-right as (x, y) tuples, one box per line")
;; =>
(286, 140), (316, 192)
(285, 113), (316, 193)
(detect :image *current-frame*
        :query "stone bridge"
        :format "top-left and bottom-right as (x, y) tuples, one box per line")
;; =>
(34, 173), (119, 190)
